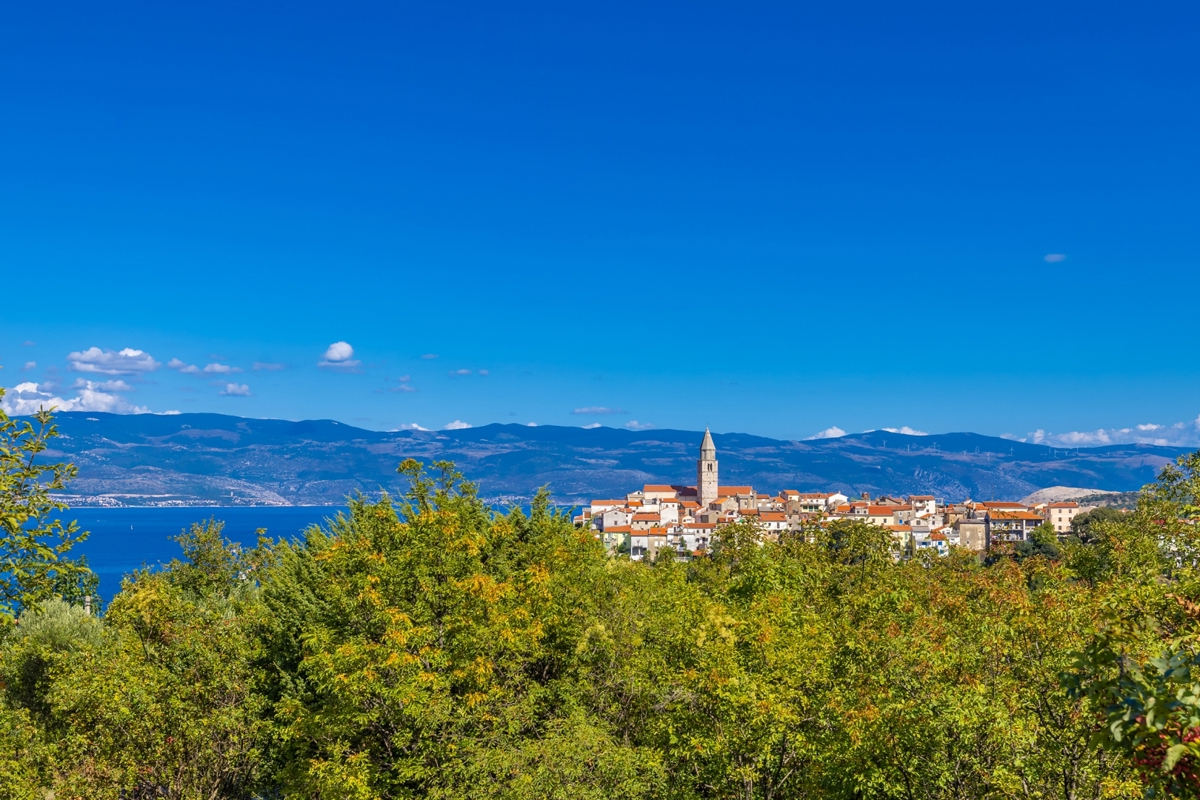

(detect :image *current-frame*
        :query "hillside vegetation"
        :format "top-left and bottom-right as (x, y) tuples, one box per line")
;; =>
(3, 397), (1200, 798)
(40, 411), (1189, 505)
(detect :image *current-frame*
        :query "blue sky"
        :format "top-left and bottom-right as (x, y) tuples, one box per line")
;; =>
(2, 1), (1198, 445)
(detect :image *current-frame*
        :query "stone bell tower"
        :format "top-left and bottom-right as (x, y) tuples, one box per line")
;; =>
(697, 427), (718, 506)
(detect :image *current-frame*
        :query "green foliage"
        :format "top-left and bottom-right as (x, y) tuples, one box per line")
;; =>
(1072, 506), (1128, 542)
(2, 599), (103, 721)
(254, 459), (653, 797)
(5, 447), (1200, 797)
(44, 539), (270, 798)
(0, 390), (97, 618)
(1067, 630), (1200, 798)
(0, 702), (45, 800)
(1015, 521), (1061, 562)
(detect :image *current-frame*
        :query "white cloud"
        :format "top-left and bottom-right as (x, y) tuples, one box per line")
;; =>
(67, 347), (161, 375)
(573, 406), (625, 415)
(167, 358), (200, 374)
(203, 362), (241, 374)
(444, 420), (472, 430)
(73, 378), (134, 392)
(252, 362), (285, 371)
(807, 425), (847, 440)
(526, 422), (537, 427)
(1044, 253), (1067, 263)
(219, 383), (251, 396)
(1026, 417), (1200, 448)
(420, 353), (438, 360)
(624, 420), (654, 431)
(390, 384), (417, 393)
(2, 381), (151, 415)
(323, 342), (353, 361)
(582, 423), (602, 429)
(449, 369), (473, 376)
(318, 341), (362, 371)
(21, 361), (35, 371)
(390, 423), (430, 431)
(479, 369), (490, 376)
(882, 426), (928, 436)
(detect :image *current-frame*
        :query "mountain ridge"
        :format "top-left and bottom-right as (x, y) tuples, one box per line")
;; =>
(32, 411), (1189, 506)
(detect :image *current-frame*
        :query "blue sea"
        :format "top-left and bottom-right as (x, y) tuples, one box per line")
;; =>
(66, 506), (347, 601)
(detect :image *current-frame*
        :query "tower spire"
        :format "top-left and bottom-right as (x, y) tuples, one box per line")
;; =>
(697, 427), (718, 505)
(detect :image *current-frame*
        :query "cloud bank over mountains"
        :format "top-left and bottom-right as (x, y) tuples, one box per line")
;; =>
(1014, 417), (1200, 448)
(807, 426), (848, 440)
(800, 417), (1200, 448)
(0, 381), (163, 416)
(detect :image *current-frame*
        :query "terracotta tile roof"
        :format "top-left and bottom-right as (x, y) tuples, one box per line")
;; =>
(909, 495), (935, 500)
(989, 510), (1045, 521)
(605, 525), (631, 533)
(867, 506), (897, 516)
(718, 486), (755, 496)
(643, 484), (677, 492)
(759, 512), (786, 521)
(1048, 502), (1080, 508)
(632, 513), (661, 521)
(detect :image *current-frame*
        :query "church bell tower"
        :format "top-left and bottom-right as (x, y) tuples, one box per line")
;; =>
(697, 427), (718, 505)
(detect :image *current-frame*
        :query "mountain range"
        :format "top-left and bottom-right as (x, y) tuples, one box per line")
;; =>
(34, 412), (1190, 506)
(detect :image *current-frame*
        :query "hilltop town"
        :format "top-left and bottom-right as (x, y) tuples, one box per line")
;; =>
(581, 428), (1091, 561)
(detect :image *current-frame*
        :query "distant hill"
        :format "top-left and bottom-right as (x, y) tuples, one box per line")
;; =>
(1019, 486), (1114, 505)
(35, 412), (1191, 506)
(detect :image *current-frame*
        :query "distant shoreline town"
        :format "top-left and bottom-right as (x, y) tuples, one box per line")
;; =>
(580, 429), (1096, 561)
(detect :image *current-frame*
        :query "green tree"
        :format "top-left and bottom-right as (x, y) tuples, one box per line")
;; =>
(256, 459), (661, 798)
(1062, 452), (1200, 798)
(41, 525), (272, 799)
(1071, 506), (1126, 542)
(1015, 521), (1061, 562)
(0, 389), (97, 618)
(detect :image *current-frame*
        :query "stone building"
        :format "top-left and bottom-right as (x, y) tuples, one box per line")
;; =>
(697, 427), (719, 506)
